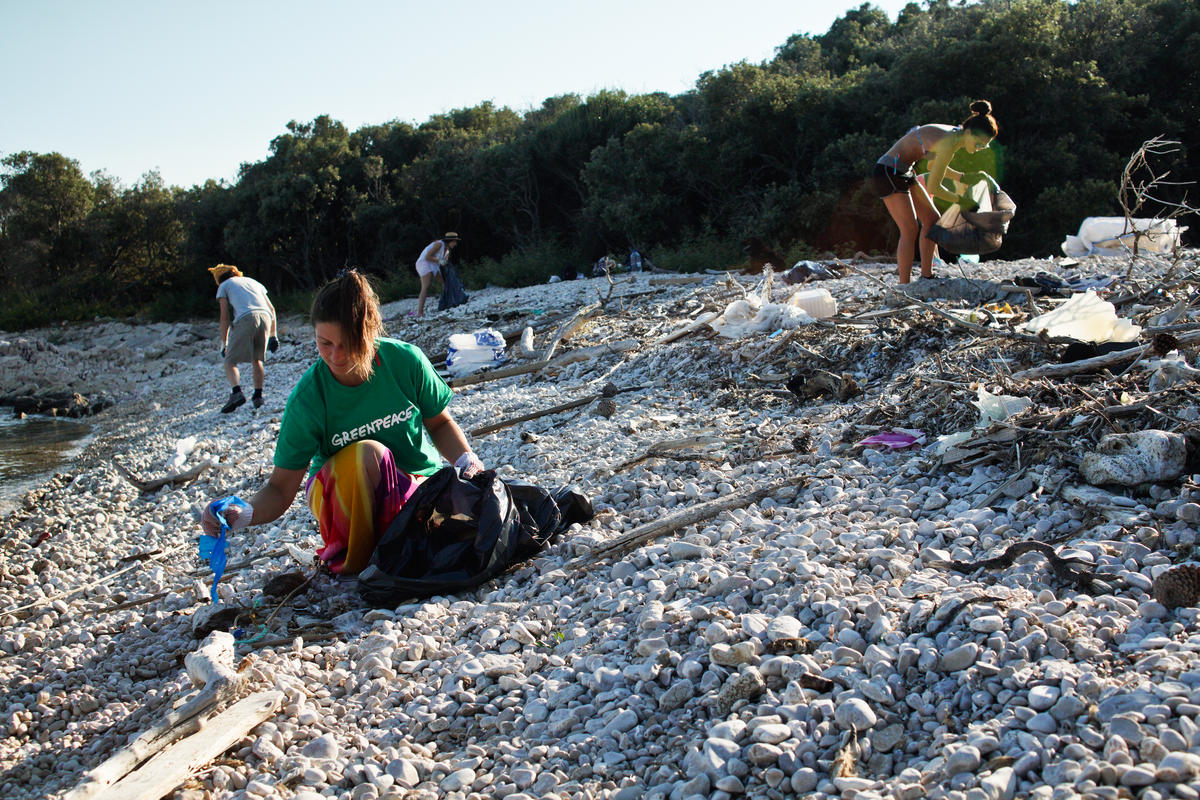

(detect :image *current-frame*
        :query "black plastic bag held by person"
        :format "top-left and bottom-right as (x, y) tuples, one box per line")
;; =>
(928, 181), (1017, 255)
(357, 467), (593, 606)
(438, 263), (469, 311)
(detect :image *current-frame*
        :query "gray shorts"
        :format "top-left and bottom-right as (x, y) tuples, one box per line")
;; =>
(225, 311), (271, 366)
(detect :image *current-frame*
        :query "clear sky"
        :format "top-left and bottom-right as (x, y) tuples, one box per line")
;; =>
(1, 0), (916, 189)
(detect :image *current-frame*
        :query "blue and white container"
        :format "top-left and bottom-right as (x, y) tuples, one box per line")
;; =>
(446, 329), (508, 378)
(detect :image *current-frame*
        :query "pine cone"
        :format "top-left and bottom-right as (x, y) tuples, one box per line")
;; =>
(1152, 564), (1200, 609)
(594, 397), (617, 418)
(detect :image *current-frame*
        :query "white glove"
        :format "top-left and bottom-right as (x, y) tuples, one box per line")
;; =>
(454, 451), (485, 478)
(200, 497), (253, 536)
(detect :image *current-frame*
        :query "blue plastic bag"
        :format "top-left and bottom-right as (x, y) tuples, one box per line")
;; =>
(198, 496), (250, 603)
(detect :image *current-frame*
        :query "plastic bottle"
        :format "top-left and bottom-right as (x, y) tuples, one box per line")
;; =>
(788, 288), (838, 319)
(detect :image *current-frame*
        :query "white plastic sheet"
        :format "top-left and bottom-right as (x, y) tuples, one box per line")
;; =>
(1061, 217), (1186, 258)
(1017, 290), (1141, 344)
(709, 279), (837, 339)
(934, 386), (1033, 454)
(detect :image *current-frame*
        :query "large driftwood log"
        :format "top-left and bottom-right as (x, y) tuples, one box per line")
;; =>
(64, 632), (247, 800)
(87, 691), (283, 800)
(570, 476), (805, 568)
(450, 339), (638, 389)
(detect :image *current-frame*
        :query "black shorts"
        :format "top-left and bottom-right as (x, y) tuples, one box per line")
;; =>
(869, 162), (916, 198)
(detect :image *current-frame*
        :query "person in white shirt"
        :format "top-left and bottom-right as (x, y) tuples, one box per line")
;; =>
(208, 264), (278, 412)
(413, 232), (459, 316)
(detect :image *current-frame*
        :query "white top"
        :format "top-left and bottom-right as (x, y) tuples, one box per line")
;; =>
(215, 276), (272, 321)
(416, 240), (447, 272)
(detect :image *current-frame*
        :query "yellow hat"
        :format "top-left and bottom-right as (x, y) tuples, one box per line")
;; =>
(443, 232), (460, 241)
(207, 264), (243, 284)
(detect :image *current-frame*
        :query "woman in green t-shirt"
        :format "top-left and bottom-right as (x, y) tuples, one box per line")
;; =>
(201, 269), (484, 575)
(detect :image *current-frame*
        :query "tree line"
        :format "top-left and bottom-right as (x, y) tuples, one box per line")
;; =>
(1, 0), (1196, 329)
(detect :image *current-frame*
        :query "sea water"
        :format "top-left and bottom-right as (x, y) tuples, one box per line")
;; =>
(0, 414), (93, 515)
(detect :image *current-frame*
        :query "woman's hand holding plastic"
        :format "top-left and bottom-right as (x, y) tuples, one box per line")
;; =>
(201, 497), (254, 536)
(454, 450), (485, 478)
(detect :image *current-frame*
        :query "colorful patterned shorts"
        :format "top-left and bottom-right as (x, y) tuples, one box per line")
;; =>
(306, 441), (422, 574)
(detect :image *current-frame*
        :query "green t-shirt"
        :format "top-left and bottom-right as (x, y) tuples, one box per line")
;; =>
(274, 338), (453, 478)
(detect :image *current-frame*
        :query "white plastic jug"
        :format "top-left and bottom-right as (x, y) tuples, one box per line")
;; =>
(787, 288), (837, 319)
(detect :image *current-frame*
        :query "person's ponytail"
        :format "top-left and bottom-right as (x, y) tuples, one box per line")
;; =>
(311, 268), (384, 381)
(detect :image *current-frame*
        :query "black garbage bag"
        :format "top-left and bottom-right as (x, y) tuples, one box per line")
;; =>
(928, 186), (1017, 255)
(1059, 339), (1140, 363)
(357, 467), (593, 606)
(438, 263), (469, 311)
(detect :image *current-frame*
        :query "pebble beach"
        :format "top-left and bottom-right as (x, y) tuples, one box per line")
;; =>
(2, 255), (1200, 800)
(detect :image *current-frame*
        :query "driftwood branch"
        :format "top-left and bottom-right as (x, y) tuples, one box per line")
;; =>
(1119, 136), (1198, 262)
(10, 544), (190, 619)
(469, 383), (646, 437)
(924, 594), (1007, 636)
(1011, 329), (1200, 380)
(570, 475), (806, 568)
(450, 339), (638, 389)
(114, 459), (219, 494)
(543, 302), (602, 361)
(941, 541), (1103, 591)
(652, 311), (721, 346)
(603, 433), (733, 475)
(65, 632), (247, 800)
(87, 691), (283, 800)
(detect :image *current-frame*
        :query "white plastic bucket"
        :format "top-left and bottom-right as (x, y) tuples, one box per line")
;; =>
(788, 288), (837, 319)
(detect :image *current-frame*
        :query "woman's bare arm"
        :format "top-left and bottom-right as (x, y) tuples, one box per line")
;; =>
(248, 466), (307, 525)
(925, 136), (964, 206)
(424, 408), (472, 465)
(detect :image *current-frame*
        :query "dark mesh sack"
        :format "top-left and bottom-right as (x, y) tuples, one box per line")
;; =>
(438, 263), (469, 311)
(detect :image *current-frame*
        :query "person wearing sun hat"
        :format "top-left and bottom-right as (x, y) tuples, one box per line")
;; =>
(413, 232), (459, 317)
(208, 264), (278, 412)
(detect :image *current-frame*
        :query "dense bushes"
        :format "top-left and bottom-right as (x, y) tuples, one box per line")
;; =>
(2, 0), (1196, 328)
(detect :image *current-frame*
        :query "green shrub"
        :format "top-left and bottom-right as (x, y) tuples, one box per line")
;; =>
(471, 239), (588, 288)
(652, 234), (744, 273)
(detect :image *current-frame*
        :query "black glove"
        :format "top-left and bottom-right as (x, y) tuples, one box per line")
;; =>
(267, 336), (279, 353)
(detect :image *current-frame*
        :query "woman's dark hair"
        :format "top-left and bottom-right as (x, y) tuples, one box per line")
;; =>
(962, 99), (998, 138)
(310, 268), (384, 381)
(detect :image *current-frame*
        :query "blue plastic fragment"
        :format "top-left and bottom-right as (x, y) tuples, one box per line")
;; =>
(199, 496), (249, 604)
